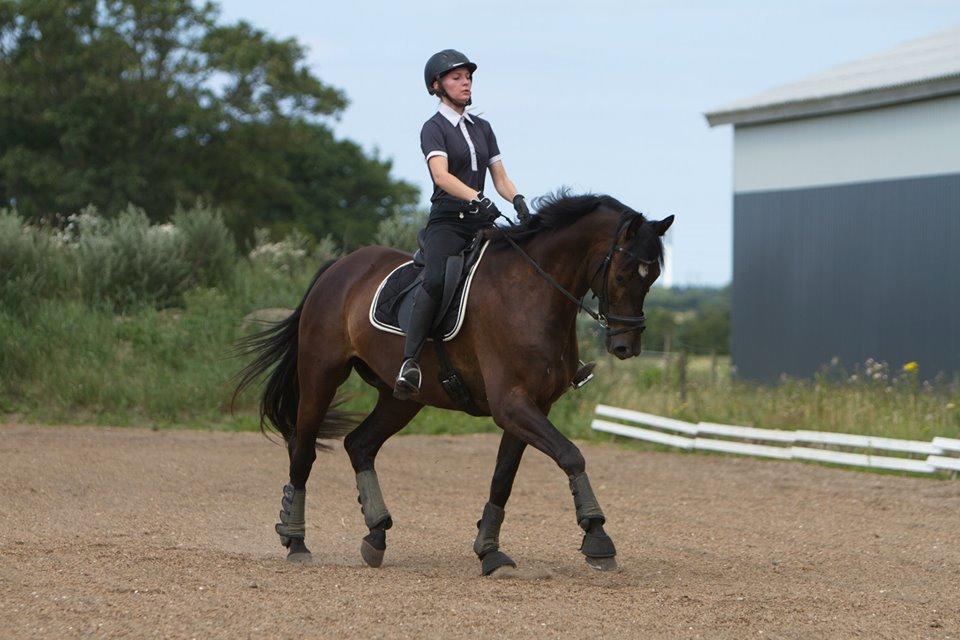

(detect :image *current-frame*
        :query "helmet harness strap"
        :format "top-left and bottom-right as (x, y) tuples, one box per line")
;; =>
(435, 71), (472, 108)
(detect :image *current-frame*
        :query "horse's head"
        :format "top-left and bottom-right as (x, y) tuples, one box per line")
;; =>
(594, 213), (674, 359)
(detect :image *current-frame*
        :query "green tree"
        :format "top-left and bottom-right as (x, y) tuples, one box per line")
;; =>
(0, 0), (418, 247)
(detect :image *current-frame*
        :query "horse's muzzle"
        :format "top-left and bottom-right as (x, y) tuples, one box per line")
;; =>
(608, 343), (640, 360)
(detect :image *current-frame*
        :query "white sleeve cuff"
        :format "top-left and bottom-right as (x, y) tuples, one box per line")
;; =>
(425, 150), (448, 162)
(488, 154), (502, 166)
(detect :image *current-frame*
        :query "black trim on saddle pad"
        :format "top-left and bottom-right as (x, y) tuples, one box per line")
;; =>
(368, 239), (491, 342)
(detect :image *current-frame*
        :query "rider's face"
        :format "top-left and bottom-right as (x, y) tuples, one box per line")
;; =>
(437, 68), (472, 104)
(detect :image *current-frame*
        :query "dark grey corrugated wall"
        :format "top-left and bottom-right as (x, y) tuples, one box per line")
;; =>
(732, 172), (960, 381)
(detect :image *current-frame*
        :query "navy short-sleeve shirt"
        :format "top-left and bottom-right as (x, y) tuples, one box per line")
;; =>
(420, 103), (502, 204)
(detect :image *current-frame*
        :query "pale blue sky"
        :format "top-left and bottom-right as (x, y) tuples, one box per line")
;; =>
(219, 0), (959, 285)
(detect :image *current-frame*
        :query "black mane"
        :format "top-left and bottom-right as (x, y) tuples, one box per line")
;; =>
(483, 189), (664, 266)
(484, 189), (640, 244)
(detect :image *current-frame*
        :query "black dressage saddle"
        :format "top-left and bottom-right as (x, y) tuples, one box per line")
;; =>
(370, 231), (490, 342)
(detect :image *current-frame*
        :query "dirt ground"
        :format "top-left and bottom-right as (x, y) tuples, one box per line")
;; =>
(1, 424), (958, 639)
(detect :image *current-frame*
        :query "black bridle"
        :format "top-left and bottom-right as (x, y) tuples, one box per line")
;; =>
(495, 210), (651, 339)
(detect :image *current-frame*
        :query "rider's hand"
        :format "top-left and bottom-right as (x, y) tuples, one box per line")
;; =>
(513, 194), (531, 225)
(470, 193), (501, 222)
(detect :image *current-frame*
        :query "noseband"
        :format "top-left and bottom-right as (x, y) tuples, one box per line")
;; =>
(496, 210), (651, 339)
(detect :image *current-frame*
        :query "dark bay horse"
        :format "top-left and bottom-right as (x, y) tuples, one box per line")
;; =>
(233, 192), (673, 575)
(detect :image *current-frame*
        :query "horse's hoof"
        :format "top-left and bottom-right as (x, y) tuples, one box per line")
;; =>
(488, 564), (520, 579)
(360, 539), (385, 567)
(585, 555), (619, 572)
(284, 537), (312, 563)
(286, 551), (314, 564)
(480, 550), (517, 577)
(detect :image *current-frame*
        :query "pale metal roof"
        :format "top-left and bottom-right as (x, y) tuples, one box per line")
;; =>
(706, 27), (960, 126)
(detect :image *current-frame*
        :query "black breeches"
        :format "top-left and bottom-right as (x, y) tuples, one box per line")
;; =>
(418, 218), (488, 302)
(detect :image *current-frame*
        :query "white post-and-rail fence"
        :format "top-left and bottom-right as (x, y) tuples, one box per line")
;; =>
(591, 404), (960, 476)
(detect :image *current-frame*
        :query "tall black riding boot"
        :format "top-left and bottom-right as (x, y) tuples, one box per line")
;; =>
(394, 288), (439, 400)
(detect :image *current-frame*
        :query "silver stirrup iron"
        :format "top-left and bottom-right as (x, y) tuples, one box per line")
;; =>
(571, 360), (595, 389)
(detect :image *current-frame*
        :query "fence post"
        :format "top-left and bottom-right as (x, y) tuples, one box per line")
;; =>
(663, 334), (672, 370)
(710, 349), (718, 387)
(678, 349), (687, 402)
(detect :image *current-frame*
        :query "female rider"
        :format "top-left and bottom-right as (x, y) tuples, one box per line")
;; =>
(394, 49), (531, 400)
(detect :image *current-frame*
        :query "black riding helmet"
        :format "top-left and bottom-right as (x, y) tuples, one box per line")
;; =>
(424, 49), (477, 96)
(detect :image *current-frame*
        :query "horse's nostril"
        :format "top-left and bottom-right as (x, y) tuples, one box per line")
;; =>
(613, 345), (630, 358)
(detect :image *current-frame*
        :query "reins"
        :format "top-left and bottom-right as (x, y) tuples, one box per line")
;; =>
(493, 211), (648, 338)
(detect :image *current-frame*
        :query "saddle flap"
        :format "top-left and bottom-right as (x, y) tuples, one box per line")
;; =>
(369, 238), (492, 343)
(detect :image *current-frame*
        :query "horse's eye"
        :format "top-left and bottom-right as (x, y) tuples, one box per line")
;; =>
(615, 274), (624, 283)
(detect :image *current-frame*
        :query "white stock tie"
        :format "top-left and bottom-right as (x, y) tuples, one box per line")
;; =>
(458, 119), (478, 172)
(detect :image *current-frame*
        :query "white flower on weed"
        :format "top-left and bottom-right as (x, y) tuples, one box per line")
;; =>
(50, 229), (71, 246)
(66, 210), (103, 232)
(146, 223), (181, 241)
(249, 227), (310, 274)
(249, 242), (306, 261)
(863, 358), (890, 381)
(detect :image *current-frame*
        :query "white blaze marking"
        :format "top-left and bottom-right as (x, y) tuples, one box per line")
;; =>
(638, 264), (649, 278)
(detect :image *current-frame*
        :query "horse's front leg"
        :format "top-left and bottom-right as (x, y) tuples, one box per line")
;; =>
(474, 432), (526, 576)
(490, 387), (617, 571)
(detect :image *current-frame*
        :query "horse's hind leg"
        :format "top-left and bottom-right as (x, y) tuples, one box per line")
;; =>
(276, 360), (351, 562)
(473, 432), (526, 576)
(343, 388), (422, 567)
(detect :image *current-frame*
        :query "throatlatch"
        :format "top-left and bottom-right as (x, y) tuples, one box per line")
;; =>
(275, 484), (306, 547)
(473, 501), (517, 576)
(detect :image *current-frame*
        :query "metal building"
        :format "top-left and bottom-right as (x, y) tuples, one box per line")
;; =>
(706, 27), (960, 381)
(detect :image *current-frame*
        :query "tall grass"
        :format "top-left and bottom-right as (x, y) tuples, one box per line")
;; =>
(559, 353), (959, 442)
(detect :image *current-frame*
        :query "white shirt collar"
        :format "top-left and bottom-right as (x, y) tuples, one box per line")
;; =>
(438, 102), (473, 127)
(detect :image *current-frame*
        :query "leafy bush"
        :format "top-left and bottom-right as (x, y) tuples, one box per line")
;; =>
(249, 227), (340, 275)
(0, 208), (75, 310)
(75, 205), (192, 312)
(0, 202), (246, 313)
(375, 208), (428, 252)
(173, 200), (237, 289)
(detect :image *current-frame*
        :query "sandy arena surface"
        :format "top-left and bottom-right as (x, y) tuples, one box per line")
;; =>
(1, 424), (958, 639)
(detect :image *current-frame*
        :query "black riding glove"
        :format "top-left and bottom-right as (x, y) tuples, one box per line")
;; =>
(513, 194), (531, 224)
(470, 193), (501, 222)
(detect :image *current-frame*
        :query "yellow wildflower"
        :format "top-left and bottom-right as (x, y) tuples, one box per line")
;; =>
(902, 361), (919, 373)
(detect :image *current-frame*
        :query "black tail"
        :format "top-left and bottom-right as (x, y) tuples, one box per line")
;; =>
(231, 259), (359, 448)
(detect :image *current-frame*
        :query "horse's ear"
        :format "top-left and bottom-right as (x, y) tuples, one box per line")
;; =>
(654, 215), (675, 236)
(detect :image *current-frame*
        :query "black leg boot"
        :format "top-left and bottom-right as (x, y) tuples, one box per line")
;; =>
(394, 288), (439, 400)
